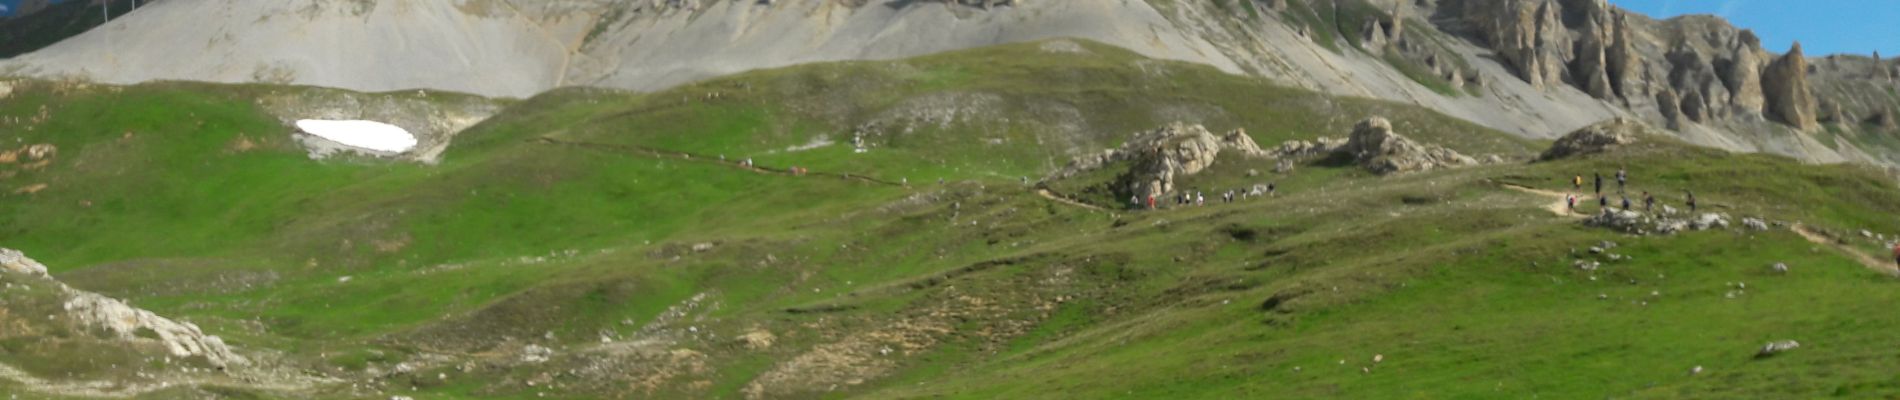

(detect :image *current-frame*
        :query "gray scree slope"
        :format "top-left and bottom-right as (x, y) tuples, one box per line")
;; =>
(2, 0), (1894, 166)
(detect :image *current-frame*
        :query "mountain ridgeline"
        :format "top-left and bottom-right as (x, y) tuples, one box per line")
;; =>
(0, 0), (1896, 168)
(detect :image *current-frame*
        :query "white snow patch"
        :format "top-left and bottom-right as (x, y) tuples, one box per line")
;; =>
(294, 119), (418, 153)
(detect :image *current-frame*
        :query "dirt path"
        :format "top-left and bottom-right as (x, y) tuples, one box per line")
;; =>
(1496, 182), (1587, 219)
(1036, 188), (1107, 211)
(537, 138), (903, 187)
(1791, 224), (1899, 276)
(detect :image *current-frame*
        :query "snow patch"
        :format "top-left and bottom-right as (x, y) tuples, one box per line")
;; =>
(294, 119), (418, 153)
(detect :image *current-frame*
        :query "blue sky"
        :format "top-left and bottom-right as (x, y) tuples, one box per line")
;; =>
(1610, 0), (1899, 56)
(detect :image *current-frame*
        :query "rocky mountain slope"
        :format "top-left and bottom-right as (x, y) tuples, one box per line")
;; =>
(2, 0), (1896, 168)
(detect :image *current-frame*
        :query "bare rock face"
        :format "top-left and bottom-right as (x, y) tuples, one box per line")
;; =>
(1341, 117), (1475, 175)
(1047, 123), (1266, 201)
(1721, 31), (1766, 113)
(1763, 42), (1819, 131)
(1540, 117), (1642, 160)
(1655, 88), (1685, 129)
(1871, 109), (1899, 131)
(1461, 0), (1570, 89)
(0, 248), (48, 276)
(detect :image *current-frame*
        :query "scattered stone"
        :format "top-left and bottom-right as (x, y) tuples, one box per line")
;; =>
(1690, 365), (1703, 375)
(1573, 260), (1600, 271)
(737, 330), (777, 350)
(1771, 262), (1790, 274)
(522, 344), (553, 363)
(1755, 340), (1800, 358)
(1742, 217), (1769, 231)
(692, 242), (716, 253)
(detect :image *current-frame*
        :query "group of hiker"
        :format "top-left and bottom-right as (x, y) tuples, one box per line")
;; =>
(1564, 167), (1696, 215)
(1131, 183), (1276, 211)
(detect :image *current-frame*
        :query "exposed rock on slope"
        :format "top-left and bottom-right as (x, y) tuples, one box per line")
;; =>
(0, 248), (246, 369)
(1539, 117), (1644, 161)
(1048, 123), (1266, 201)
(1340, 117), (1475, 175)
(1762, 42), (1819, 132)
(0, 248), (47, 276)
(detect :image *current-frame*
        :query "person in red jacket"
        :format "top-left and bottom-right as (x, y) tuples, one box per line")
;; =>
(1891, 242), (1900, 268)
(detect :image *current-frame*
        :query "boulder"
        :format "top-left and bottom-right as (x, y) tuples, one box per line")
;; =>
(1741, 217), (1769, 231)
(0, 248), (48, 276)
(1771, 262), (1790, 273)
(1762, 42), (1819, 131)
(1539, 118), (1641, 160)
(1689, 213), (1731, 230)
(1340, 117), (1475, 175)
(1755, 340), (1800, 359)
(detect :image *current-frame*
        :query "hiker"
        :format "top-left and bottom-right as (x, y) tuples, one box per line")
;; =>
(1147, 195), (1156, 210)
(1891, 242), (1900, 268)
(1686, 190), (1697, 213)
(1196, 192), (1206, 206)
(1593, 173), (1603, 195)
(902, 177), (909, 186)
(1598, 194), (1608, 209)
(1567, 193), (1577, 211)
(1131, 195), (1141, 209)
(1643, 191), (1655, 212)
(1573, 175), (1583, 190)
(1621, 196), (1631, 211)
(1616, 168), (1628, 193)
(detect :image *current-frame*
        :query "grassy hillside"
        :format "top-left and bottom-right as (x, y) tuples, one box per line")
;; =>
(1, 39), (1899, 399)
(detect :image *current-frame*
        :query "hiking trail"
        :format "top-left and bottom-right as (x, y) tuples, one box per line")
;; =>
(1036, 188), (1106, 211)
(1791, 224), (1899, 276)
(1496, 182), (1587, 219)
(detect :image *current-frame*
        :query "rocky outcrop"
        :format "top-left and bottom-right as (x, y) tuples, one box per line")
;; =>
(1762, 42), (1819, 131)
(1048, 123), (1267, 201)
(1, 248), (246, 369)
(1539, 118), (1642, 160)
(1722, 31), (1767, 113)
(63, 292), (248, 368)
(0, 248), (48, 276)
(1467, 0), (1570, 89)
(1340, 117), (1475, 175)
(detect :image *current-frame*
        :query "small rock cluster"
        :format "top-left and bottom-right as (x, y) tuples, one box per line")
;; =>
(1339, 117), (1475, 175)
(1584, 210), (1734, 235)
